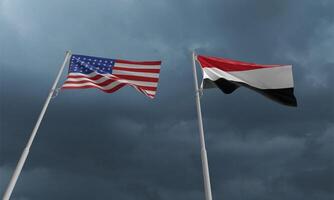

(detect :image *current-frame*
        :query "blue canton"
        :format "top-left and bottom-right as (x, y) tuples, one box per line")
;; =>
(69, 54), (115, 74)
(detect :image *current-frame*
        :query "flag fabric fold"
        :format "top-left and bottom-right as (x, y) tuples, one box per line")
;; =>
(196, 55), (297, 106)
(62, 54), (161, 99)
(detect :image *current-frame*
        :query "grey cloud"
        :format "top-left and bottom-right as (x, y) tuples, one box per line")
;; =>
(1, 0), (333, 200)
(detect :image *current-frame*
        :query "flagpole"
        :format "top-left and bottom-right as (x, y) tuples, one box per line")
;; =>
(192, 52), (213, 200)
(2, 50), (72, 200)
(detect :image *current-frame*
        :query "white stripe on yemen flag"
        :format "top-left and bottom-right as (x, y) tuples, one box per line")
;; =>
(62, 54), (161, 99)
(197, 55), (297, 107)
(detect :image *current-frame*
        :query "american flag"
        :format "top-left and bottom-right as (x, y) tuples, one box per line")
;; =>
(62, 54), (161, 98)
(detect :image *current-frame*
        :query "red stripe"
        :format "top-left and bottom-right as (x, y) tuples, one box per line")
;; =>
(67, 73), (159, 83)
(197, 55), (282, 72)
(112, 74), (159, 82)
(67, 74), (122, 82)
(103, 83), (126, 93)
(62, 85), (97, 89)
(62, 82), (155, 98)
(64, 76), (157, 89)
(67, 74), (105, 81)
(115, 60), (161, 65)
(65, 74), (158, 86)
(147, 94), (155, 98)
(64, 78), (116, 86)
(136, 86), (157, 91)
(62, 83), (126, 93)
(63, 71), (159, 98)
(112, 67), (160, 73)
(135, 87), (156, 97)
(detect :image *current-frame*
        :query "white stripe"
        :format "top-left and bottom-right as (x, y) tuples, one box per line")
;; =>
(134, 87), (156, 96)
(66, 77), (110, 84)
(110, 79), (158, 87)
(115, 63), (160, 69)
(63, 81), (122, 90)
(63, 80), (157, 96)
(67, 72), (115, 78)
(112, 70), (159, 78)
(63, 82), (157, 97)
(66, 72), (113, 84)
(66, 73), (158, 87)
(143, 90), (156, 95)
(202, 65), (294, 89)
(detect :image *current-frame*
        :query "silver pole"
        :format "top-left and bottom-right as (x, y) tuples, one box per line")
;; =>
(192, 52), (213, 200)
(2, 51), (72, 200)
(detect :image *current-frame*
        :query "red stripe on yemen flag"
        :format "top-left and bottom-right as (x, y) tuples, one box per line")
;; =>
(197, 55), (282, 72)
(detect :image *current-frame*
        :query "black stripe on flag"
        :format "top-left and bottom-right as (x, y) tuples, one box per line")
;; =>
(203, 78), (297, 107)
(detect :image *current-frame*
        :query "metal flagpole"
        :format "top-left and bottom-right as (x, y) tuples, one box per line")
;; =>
(2, 50), (72, 200)
(191, 52), (213, 200)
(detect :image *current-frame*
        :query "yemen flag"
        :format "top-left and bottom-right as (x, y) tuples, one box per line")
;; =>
(197, 55), (297, 107)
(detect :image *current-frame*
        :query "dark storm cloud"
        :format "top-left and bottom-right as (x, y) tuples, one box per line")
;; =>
(1, 0), (333, 200)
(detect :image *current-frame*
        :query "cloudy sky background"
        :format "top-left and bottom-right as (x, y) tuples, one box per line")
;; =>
(0, 0), (333, 199)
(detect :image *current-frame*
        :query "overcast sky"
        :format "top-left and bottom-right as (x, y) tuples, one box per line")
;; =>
(0, 0), (333, 199)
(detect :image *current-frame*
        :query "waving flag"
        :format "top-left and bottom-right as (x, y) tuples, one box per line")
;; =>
(197, 55), (297, 106)
(62, 54), (161, 98)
